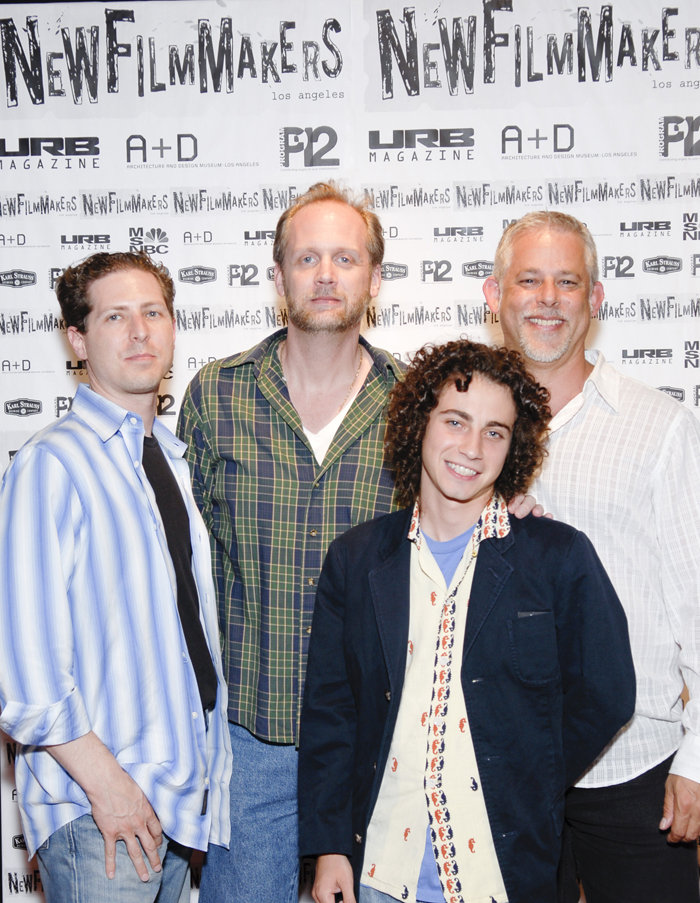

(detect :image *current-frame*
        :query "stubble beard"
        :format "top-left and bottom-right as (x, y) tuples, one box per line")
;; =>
(517, 331), (572, 364)
(286, 292), (370, 335)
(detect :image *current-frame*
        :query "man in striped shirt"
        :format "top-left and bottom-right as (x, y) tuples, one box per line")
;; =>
(0, 251), (232, 902)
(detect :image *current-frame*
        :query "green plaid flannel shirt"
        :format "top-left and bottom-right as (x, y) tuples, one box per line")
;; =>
(178, 329), (403, 744)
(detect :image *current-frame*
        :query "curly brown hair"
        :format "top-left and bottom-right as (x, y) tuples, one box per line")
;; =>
(385, 340), (551, 508)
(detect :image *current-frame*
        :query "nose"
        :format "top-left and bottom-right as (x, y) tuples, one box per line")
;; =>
(459, 430), (483, 460)
(131, 313), (150, 341)
(315, 255), (337, 284)
(535, 276), (559, 305)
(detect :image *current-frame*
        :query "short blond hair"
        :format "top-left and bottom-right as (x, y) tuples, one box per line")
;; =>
(273, 181), (384, 268)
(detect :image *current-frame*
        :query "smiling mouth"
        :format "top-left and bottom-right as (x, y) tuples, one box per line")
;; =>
(526, 316), (566, 328)
(447, 462), (478, 477)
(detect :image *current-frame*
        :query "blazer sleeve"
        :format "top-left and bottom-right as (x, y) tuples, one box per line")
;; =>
(557, 529), (636, 787)
(298, 537), (358, 858)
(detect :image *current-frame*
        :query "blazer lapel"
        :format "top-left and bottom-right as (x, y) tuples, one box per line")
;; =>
(368, 513), (412, 691)
(463, 533), (514, 658)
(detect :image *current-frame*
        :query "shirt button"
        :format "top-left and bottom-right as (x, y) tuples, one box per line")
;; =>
(129, 416), (137, 425)
(192, 712), (198, 719)
(309, 528), (318, 537)
(307, 577), (315, 586)
(134, 461), (140, 468)
(306, 626), (312, 635)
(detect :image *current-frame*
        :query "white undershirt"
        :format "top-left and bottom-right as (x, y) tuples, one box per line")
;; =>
(303, 387), (361, 464)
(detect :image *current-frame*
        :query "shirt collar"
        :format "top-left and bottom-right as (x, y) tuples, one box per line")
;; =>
(217, 328), (404, 382)
(549, 349), (620, 432)
(584, 349), (620, 410)
(70, 383), (185, 457)
(407, 493), (511, 548)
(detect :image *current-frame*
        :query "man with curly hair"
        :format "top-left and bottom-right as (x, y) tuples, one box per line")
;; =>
(298, 339), (635, 903)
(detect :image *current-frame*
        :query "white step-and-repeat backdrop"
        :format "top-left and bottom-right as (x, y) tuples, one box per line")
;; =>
(1, 1), (699, 898)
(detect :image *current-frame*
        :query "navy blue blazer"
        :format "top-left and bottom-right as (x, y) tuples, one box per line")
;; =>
(298, 507), (635, 903)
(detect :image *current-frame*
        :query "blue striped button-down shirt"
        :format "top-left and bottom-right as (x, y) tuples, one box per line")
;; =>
(0, 383), (231, 857)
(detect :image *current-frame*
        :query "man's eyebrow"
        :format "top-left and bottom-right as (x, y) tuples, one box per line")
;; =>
(439, 408), (513, 432)
(514, 266), (581, 278)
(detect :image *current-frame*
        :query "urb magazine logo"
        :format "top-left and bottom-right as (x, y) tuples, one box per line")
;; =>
(621, 347), (672, 364)
(368, 127), (474, 163)
(0, 136), (100, 171)
(129, 227), (169, 255)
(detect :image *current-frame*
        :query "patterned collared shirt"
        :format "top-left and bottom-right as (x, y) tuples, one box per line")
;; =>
(177, 329), (403, 744)
(363, 496), (510, 903)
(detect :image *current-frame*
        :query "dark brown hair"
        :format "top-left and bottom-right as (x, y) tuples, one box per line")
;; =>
(385, 340), (551, 507)
(56, 251), (174, 332)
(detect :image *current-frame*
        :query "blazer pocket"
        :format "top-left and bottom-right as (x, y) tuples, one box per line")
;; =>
(508, 610), (559, 685)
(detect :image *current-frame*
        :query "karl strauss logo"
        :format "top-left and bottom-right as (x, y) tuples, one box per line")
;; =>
(179, 266), (217, 285)
(462, 261), (493, 278)
(381, 262), (408, 281)
(0, 270), (36, 287)
(642, 256), (682, 275)
(5, 399), (42, 416)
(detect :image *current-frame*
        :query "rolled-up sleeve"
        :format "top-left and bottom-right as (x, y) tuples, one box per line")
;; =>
(0, 446), (92, 746)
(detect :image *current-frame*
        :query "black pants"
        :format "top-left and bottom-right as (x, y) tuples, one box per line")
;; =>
(558, 756), (699, 903)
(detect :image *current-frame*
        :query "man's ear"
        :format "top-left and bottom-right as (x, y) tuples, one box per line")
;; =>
(590, 281), (604, 318)
(67, 325), (87, 361)
(369, 264), (382, 299)
(483, 276), (500, 314)
(273, 264), (286, 299)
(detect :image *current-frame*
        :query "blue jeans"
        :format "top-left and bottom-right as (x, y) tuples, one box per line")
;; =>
(198, 722), (299, 903)
(360, 886), (439, 903)
(35, 813), (190, 903)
